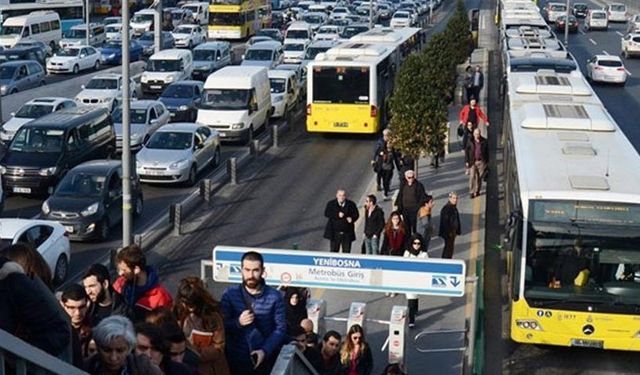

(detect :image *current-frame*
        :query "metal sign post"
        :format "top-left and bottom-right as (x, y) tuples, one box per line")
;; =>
(347, 302), (367, 333)
(388, 305), (408, 367)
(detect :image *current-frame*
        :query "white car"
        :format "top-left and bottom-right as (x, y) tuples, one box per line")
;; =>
(390, 11), (413, 28)
(283, 40), (309, 63)
(314, 25), (341, 41)
(1, 97), (76, 141)
(605, 3), (628, 22)
(246, 36), (276, 48)
(46, 46), (101, 74)
(621, 33), (640, 58)
(0, 219), (71, 284)
(628, 14), (640, 33)
(113, 100), (171, 152)
(268, 69), (299, 118)
(105, 23), (124, 41)
(586, 55), (627, 85)
(75, 73), (137, 110)
(172, 24), (206, 48)
(136, 123), (221, 186)
(330, 6), (351, 19)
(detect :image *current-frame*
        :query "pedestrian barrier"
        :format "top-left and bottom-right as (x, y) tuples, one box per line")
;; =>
(227, 157), (238, 185)
(0, 329), (88, 375)
(270, 344), (319, 375)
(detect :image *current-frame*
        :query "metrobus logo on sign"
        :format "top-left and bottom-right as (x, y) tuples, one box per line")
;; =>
(212, 246), (466, 297)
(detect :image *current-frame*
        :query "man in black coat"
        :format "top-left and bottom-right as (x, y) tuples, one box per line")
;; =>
(464, 128), (489, 198)
(395, 169), (427, 234)
(439, 192), (461, 259)
(363, 194), (385, 255)
(324, 189), (359, 253)
(0, 257), (71, 359)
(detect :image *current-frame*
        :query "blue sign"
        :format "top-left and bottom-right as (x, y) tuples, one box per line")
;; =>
(213, 246), (466, 297)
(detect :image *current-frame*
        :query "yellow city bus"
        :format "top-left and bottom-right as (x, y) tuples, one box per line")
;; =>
(306, 27), (422, 134)
(208, 0), (265, 40)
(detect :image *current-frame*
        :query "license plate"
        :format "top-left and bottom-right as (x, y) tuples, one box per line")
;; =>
(143, 170), (165, 176)
(64, 226), (74, 233)
(219, 132), (226, 137)
(13, 187), (31, 193)
(170, 113), (176, 117)
(570, 339), (603, 348)
(150, 85), (161, 89)
(334, 122), (348, 128)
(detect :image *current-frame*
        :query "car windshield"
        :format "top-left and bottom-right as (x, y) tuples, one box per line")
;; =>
(305, 46), (330, 59)
(287, 30), (309, 39)
(161, 84), (194, 98)
(148, 59), (181, 72)
(591, 12), (606, 19)
(201, 88), (250, 110)
(86, 78), (118, 89)
(172, 12), (185, 20)
(318, 27), (338, 34)
(341, 26), (368, 38)
(550, 4), (566, 11)
(394, 12), (409, 18)
(174, 26), (193, 34)
(139, 33), (154, 41)
(245, 49), (273, 60)
(55, 172), (105, 197)
(193, 49), (216, 61)
(0, 66), (15, 80)
(270, 78), (286, 93)
(14, 104), (54, 119)
(56, 48), (80, 57)
(304, 15), (324, 24)
(9, 127), (64, 153)
(112, 107), (148, 124)
(284, 43), (304, 51)
(258, 30), (279, 39)
(1, 26), (22, 36)
(333, 8), (347, 13)
(145, 131), (192, 149)
(132, 14), (154, 23)
(102, 42), (123, 50)
(64, 29), (86, 39)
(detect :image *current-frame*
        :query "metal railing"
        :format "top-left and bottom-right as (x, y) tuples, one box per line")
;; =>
(0, 329), (88, 375)
(270, 344), (319, 375)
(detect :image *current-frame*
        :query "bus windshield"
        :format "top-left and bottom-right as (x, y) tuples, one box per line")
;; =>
(524, 200), (640, 310)
(210, 12), (244, 26)
(312, 66), (369, 104)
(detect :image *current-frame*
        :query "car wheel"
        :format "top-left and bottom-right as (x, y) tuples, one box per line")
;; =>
(132, 90), (137, 99)
(212, 146), (221, 167)
(39, 80), (45, 87)
(190, 110), (197, 122)
(134, 195), (144, 217)
(245, 125), (254, 145)
(94, 60), (100, 70)
(98, 217), (110, 241)
(186, 165), (197, 186)
(188, 40), (193, 49)
(52, 254), (68, 285)
(73, 64), (79, 74)
(9, 88), (17, 95)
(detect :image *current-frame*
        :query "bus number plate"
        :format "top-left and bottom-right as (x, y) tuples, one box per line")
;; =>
(570, 339), (603, 348)
(334, 122), (348, 128)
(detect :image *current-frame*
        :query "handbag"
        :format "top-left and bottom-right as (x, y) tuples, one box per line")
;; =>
(457, 124), (464, 137)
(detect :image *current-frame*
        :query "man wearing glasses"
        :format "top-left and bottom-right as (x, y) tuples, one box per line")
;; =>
(395, 170), (427, 235)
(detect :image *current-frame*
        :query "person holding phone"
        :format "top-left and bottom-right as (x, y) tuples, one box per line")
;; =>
(221, 251), (287, 375)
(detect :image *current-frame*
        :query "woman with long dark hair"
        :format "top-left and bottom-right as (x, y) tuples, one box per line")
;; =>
(0, 243), (53, 289)
(379, 211), (408, 256)
(174, 277), (230, 375)
(339, 324), (372, 375)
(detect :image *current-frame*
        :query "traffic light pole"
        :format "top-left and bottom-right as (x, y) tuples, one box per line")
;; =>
(121, 0), (132, 247)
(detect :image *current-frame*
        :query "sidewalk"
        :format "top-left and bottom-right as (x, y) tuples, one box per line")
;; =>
(350, 49), (489, 374)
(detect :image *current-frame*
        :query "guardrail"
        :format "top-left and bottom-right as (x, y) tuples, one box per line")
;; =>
(0, 329), (88, 375)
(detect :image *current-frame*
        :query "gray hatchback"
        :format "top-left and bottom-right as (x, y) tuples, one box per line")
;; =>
(0, 60), (46, 96)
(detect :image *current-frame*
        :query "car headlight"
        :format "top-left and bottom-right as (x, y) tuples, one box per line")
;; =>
(39, 166), (57, 176)
(0, 86), (6, 94)
(274, 95), (284, 103)
(231, 122), (245, 130)
(42, 200), (50, 215)
(165, 75), (174, 82)
(141, 75), (148, 83)
(131, 133), (144, 145)
(81, 202), (100, 217)
(0, 166), (6, 174)
(178, 105), (189, 111)
(108, 53), (116, 59)
(169, 159), (189, 170)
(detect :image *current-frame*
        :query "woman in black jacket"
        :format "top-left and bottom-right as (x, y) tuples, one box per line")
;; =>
(339, 324), (372, 375)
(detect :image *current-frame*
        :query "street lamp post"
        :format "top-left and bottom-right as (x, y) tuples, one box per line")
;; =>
(154, 0), (162, 54)
(564, 0), (570, 47)
(121, 0), (132, 247)
(369, 0), (373, 29)
(85, 0), (90, 47)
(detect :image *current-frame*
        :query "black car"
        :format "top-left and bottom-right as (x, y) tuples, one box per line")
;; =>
(0, 106), (116, 196)
(40, 160), (143, 241)
(556, 15), (579, 33)
(158, 80), (204, 122)
(0, 46), (47, 67)
(572, 3), (588, 18)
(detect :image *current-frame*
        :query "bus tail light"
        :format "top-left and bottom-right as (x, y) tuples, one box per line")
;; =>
(370, 105), (378, 117)
(306, 104), (312, 115)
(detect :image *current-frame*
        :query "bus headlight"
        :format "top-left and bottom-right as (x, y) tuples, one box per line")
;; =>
(516, 320), (543, 331)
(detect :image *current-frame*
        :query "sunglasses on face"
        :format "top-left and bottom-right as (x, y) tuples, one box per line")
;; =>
(413, 241), (421, 245)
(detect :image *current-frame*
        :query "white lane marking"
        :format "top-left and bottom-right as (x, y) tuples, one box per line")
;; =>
(602, 50), (610, 55)
(626, 69), (633, 76)
(589, 38), (597, 45)
(579, 29), (586, 35)
(616, 31), (624, 37)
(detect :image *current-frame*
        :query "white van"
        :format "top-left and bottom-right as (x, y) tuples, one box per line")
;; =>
(198, 66), (271, 143)
(141, 49), (193, 95)
(585, 10), (608, 30)
(131, 9), (157, 36)
(0, 11), (61, 49)
(285, 21), (314, 43)
(59, 23), (106, 48)
(181, 2), (209, 25)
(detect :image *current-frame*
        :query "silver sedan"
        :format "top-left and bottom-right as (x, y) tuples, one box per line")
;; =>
(135, 123), (221, 186)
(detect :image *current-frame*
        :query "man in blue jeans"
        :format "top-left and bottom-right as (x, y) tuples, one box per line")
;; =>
(221, 251), (287, 375)
(363, 194), (385, 255)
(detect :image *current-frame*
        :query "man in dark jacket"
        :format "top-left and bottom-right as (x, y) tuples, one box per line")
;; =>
(319, 330), (341, 375)
(221, 251), (287, 375)
(0, 257), (71, 359)
(395, 170), (427, 234)
(60, 283), (92, 368)
(324, 189), (360, 253)
(363, 194), (385, 255)
(464, 128), (489, 198)
(439, 192), (461, 259)
(83, 263), (130, 326)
